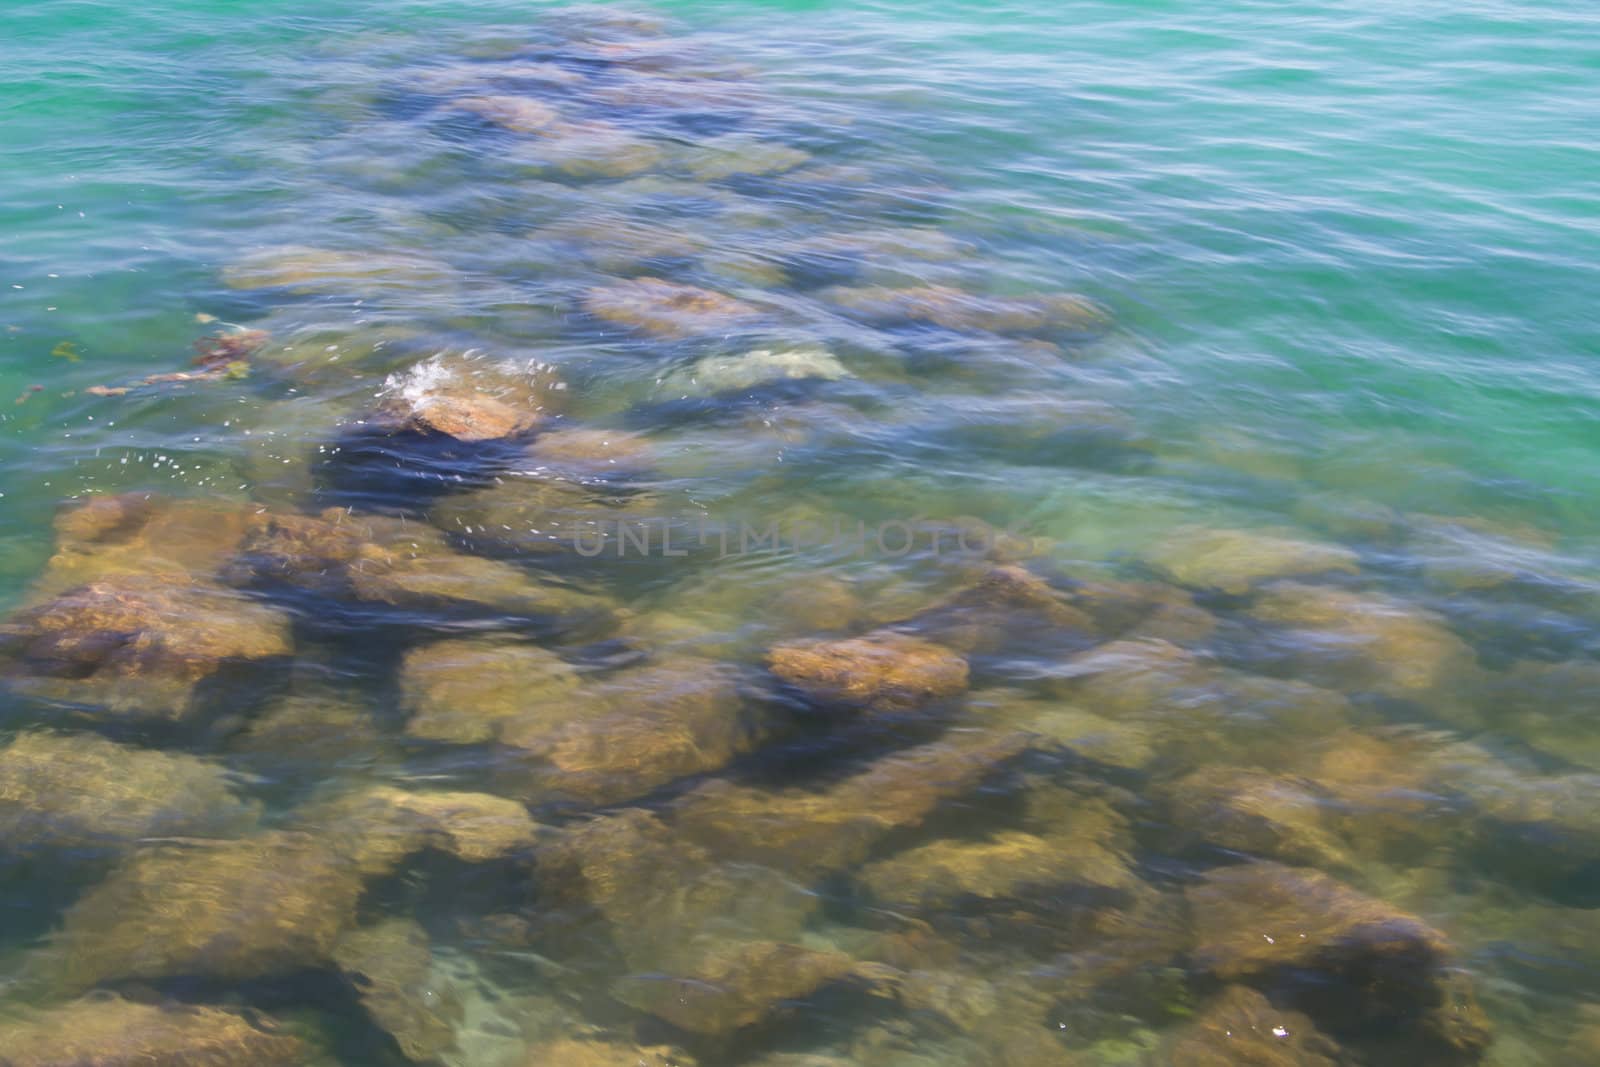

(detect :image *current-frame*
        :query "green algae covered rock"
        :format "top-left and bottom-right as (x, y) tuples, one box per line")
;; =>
(673, 731), (1032, 878)
(897, 564), (1100, 656)
(1160, 984), (1340, 1067)
(499, 658), (755, 806)
(1159, 766), (1354, 871)
(0, 731), (258, 857)
(516, 1040), (694, 1067)
(1249, 581), (1484, 725)
(334, 918), (463, 1061)
(0, 996), (308, 1066)
(222, 245), (455, 297)
(612, 940), (859, 1035)
(305, 784), (541, 869)
(532, 807), (816, 972)
(35, 493), (258, 596)
(659, 346), (852, 396)
(48, 784), (537, 991)
(768, 630), (969, 714)
(1187, 861), (1490, 1064)
(400, 635), (582, 744)
(858, 827), (1133, 914)
(1143, 526), (1358, 595)
(47, 830), (378, 989)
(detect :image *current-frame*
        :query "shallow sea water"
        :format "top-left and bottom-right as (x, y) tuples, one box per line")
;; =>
(0, 1), (1598, 1064)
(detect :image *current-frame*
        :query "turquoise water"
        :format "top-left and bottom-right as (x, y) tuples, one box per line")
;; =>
(1, 1), (1598, 1063)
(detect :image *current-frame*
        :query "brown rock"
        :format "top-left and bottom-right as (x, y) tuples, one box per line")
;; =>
(1160, 766), (1352, 870)
(1162, 985), (1339, 1066)
(768, 630), (968, 713)
(401, 636), (581, 744)
(532, 807), (815, 971)
(0, 575), (292, 722)
(334, 918), (462, 1061)
(516, 1040), (693, 1067)
(612, 940), (858, 1034)
(0, 732), (257, 857)
(372, 351), (565, 442)
(48, 830), (375, 988)
(858, 826), (1133, 913)
(37, 493), (255, 594)
(673, 731), (1031, 877)
(1187, 862), (1489, 1062)
(582, 277), (763, 339)
(502, 659), (754, 805)
(0, 997), (306, 1066)
(224, 507), (613, 627)
(306, 785), (540, 869)
(898, 564), (1098, 656)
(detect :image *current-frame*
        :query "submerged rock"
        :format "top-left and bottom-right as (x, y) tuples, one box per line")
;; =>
(401, 635), (582, 744)
(48, 830), (378, 988)
(0, 574), (292, 722)
(509, 120), (666, 178)
(449, 94), (559, 132)
(222, 245), (454, 296)
(858, 823), (1134, 914)
(1187, 861), (1490, 1063)
(334, 918), (463, 1061)
(308, 784), (541, 868)
(499, 658), (754, 805)
(821, 284), (1109, 338)
(429, 473), (650, 559)
(897, 564), (1099, 656)
(0, 997), (307, 1066)
(768, 629), (969, 714)
(0, 732), (258, 857)
(1143, 526), (1358, 595)
(35, 493), (257, 595)
(581, 277), (763, 338)
(1249, 582), (1484, 724)
(528, 213), (709, 274)
(371, 351), (566, 443)
(612, 940), (858, 1035)
(678, 136), (811, 180)
(1046, 639), (1351, 765)
(659, 346), (852, 395)
(1159, 766), (1352, 871)
(521, 427), (655, 479)
(48, 782), (533, 990)
(971, 692), (1155, 770)
(228, 686), (387, 775)
(516, 1040), (694, 1067)
(673, 731), (1032, 877)
(1160, 985), (1340, 1067)
(532, 807), (815, 972)
(223, 507), (614, 629)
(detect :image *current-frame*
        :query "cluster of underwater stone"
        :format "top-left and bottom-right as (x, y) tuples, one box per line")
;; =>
(4, 9), (1598, 1067)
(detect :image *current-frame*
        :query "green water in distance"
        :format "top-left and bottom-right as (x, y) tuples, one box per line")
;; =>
(0, 0), (1597, 1063)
